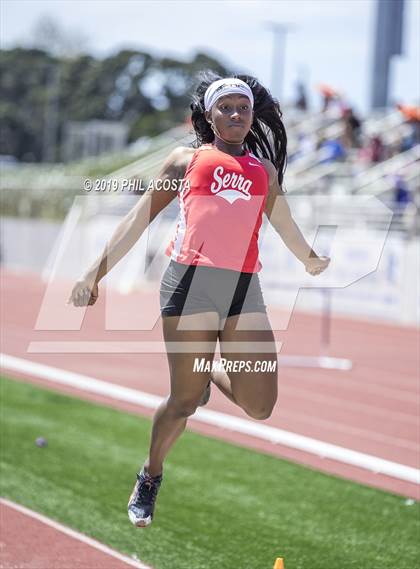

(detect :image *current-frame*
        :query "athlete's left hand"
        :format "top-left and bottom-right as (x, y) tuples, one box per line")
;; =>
(305, 256), (330, 276)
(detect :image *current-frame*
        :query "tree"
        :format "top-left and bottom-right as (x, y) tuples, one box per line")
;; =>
(0, 47), (232, 162)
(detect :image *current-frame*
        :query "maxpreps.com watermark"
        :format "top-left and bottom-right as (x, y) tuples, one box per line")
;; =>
(83, 177), (190, 192)
(193, 357), (277, 374)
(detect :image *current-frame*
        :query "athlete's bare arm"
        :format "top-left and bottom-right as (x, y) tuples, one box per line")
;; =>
(261, 158), (330, 275)
(67, 146), (195, 306)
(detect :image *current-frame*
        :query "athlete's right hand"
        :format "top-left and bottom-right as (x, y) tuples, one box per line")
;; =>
(66, 276), (99, 307)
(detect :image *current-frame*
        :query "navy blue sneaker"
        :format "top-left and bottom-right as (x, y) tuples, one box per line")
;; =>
(128, 468), (163, 527)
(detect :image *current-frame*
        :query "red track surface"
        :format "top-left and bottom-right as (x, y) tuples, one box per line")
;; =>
(0, 500), (148, 569)
(2, 269), (419, 505)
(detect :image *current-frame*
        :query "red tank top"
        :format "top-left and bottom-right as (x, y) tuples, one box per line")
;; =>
(165, 144), (269, 273)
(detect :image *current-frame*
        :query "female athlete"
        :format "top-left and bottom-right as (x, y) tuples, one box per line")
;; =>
(67, 72), (330, 527)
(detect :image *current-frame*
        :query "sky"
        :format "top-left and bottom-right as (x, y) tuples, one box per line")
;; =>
(1, 0), (419, 114)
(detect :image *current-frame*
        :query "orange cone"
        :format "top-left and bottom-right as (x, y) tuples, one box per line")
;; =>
(274, 559), (284, 569)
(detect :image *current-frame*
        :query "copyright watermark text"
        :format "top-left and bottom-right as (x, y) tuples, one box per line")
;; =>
(83, 177), (190, 192)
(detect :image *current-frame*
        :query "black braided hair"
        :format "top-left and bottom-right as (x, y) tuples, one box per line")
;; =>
(190, 70), (288, 188)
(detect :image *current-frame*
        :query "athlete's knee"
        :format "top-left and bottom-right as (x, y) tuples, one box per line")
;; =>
(166, 395), (199, 418)
(243, 401), (276, 420)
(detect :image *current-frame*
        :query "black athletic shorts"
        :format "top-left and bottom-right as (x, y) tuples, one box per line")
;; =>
(160, 260), (267, 318)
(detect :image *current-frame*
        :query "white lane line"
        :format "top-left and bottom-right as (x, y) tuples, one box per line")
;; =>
(0, 498), (153, 569)
(288, 371), (419, 403)
(1, 353), (419, 486)
(274, 408), (420, 451)
(278, 384), (419, 424)
(26, 345), (419, 423)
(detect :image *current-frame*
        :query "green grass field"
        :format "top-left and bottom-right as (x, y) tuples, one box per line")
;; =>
(1, 376), (419, 569)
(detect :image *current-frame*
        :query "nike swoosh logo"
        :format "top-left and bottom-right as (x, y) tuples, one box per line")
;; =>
(248, 162), (260, 167)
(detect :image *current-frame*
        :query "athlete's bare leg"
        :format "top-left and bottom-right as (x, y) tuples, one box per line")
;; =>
(143, 312), (219, 477)
(210, 369), (238, 404)
(217, 312), (278, 420)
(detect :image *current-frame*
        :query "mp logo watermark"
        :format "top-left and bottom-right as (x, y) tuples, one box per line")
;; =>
(29, 192), (393, 355)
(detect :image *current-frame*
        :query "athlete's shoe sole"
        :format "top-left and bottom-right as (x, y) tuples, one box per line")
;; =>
(128, 509), (152, 527)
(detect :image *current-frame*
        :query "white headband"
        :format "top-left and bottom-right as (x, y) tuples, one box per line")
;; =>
(204, 78), (254, 112)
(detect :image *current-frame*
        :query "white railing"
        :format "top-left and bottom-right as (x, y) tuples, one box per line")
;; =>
(353, 145), (420, 193)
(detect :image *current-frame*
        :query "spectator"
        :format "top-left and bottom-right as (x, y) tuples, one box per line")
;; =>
(342, 107), (362, 148)
(389, 175), (413, 232)
(392, 175), (411, 209)
(318, 138), (346, 163)
(369, 134), (385, 163)
(318, 84), (340, 113)
(396, 103), (420, 150)
(295, 81), (308, 111)
(396, 103), (420, 123)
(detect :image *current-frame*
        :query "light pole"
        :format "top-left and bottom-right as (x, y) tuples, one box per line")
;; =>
(265, 22), (294, 103)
